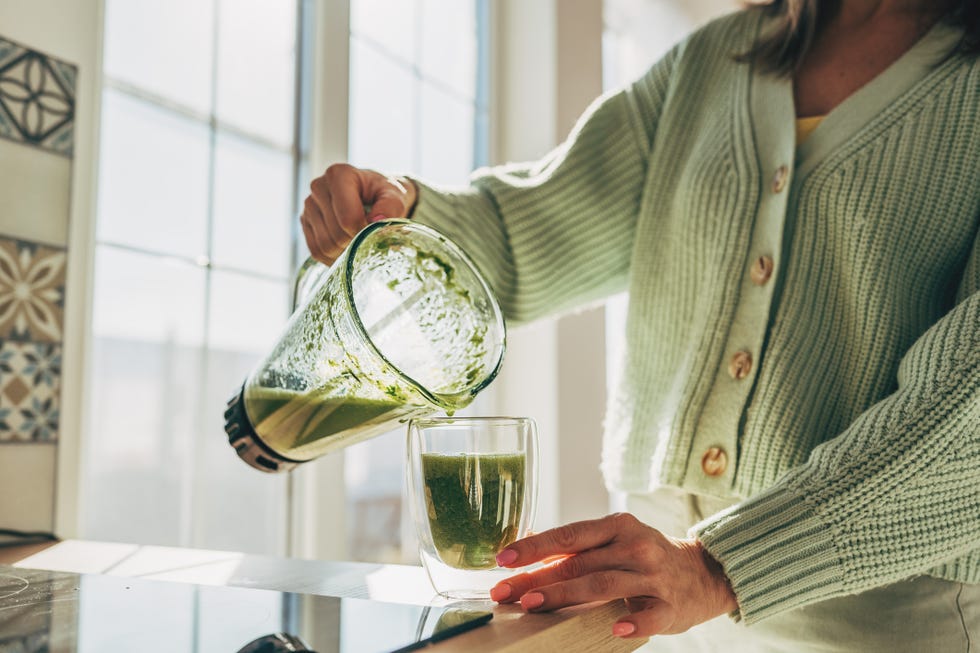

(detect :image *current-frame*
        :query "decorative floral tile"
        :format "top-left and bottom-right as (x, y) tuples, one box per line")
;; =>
(0, 36), (76, 157)
(0, 339), (60, 441)
(0, 236), (66, 343)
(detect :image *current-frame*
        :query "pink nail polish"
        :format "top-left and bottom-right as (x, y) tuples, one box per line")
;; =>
(612, 622), (636, 637)
(489, 584), (512, 602)
(496, 549), (518, 566)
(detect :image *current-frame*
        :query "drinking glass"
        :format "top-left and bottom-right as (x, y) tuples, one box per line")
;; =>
(407, 417), (538, 599)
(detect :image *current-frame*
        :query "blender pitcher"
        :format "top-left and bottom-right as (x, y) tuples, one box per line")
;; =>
(223, 220), (506, 473)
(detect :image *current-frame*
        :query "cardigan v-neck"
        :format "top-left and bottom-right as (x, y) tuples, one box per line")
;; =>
(792, 20), (965, 179)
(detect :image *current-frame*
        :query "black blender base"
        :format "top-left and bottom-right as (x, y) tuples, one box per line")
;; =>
(224, 388), (302, 474)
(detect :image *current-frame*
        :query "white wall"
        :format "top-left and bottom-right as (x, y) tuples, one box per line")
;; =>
(0, 0), (103, 538)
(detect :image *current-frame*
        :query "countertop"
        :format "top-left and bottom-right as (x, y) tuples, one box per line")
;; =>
(0, 540), (647, 652)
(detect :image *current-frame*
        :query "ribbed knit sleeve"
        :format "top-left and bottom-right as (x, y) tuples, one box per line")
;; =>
(694, 232), (980, 624)
(409, 46), (680, 323)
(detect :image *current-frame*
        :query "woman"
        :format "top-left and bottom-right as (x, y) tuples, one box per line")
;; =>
(301, 1), (980, 650)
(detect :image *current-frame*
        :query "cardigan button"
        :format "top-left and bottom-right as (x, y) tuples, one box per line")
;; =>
(772, 165), (789, 193)
(701, 447), (728, 477)
(728, 350), (753, 380)
(750, 255), (774, 285)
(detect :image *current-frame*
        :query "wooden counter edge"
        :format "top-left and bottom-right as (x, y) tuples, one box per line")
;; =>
(433, 600), (648, 653)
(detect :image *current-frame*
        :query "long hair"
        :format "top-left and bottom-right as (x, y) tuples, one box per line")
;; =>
(742, 0), (980, 75)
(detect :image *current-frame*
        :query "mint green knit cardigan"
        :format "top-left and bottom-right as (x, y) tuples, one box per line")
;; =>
(410, 10), (980, 624)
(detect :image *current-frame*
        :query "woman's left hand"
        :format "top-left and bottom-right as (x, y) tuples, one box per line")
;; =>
(490, 512), (738, 639)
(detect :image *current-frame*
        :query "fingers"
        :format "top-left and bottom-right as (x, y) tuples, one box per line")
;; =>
(492, 516), (734, 638)
(495, 571), (684, 638)
(301, 196), (339, 265)
(507, 579), (681, 639)
(327, 169), (370, 238)
(491, 549), (621, 604)
(368, 178), (411, 221)
(492, 549), (650, 613)
(514, 571), (648, 613)
(302, 164), (367, 263)
(496, 513), (641, 567)
(300, 164), (415, 263)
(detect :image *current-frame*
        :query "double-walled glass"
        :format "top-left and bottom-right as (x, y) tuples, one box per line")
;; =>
(407, 417), (538, 599)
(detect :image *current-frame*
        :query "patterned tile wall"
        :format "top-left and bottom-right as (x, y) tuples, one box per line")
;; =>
(0, 36), (76, 156)
(0, 35), (74, 447)
(0, 238), (65, 442)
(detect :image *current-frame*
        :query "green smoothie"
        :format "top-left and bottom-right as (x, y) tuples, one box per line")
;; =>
(421, 452), (526, 570)
(245, 385), (405, 455)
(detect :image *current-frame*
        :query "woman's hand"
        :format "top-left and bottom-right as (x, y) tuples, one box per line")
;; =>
(490, 512), (738, 639)
(301, 164), (418, 265)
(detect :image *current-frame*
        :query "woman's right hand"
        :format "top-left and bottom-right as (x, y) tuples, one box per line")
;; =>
(301, 163), (418, 266)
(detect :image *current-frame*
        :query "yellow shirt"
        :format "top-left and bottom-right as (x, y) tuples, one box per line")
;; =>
(796, 115), (825, 144)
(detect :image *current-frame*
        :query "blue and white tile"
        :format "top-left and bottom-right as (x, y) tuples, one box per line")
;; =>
(0, 339), (61, 442)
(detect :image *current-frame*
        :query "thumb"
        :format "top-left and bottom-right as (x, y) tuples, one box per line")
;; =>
(360, 172), (414, 221)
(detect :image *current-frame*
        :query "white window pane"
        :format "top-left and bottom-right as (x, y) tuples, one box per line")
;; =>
(91, 247), (206, 345)
(83, 247), (206, 546)
(419, 0), (477, 100)
(350, 0), (417, 64)
(209, 271), (288, 355)
(199, 271), (288, 554)
(97, 90), (209, 258)
(103, 0), (214, 113)
(349, 40), (416, 173)
(212, 132), (293, 278)
(345, 428), (408, 563)
(215, 0), (296, 147)
(419, 82), (474, 185)
(195, 374), (288, 554)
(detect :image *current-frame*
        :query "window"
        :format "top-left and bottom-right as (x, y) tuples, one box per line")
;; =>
(344, 0), (490, 563)
(82, 0), (489, 561)
(82, 0), (304, 554)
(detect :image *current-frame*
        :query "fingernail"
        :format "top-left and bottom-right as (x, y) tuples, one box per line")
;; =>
(489, 583), (512, 602)
(612, 622), (636, 637)
(521, 592), (544, 610)
(496, 549), (518, 566)
(369, 213), (386, 222)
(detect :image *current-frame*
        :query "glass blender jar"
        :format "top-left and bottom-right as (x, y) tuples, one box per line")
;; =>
(223, 220), (506, 473)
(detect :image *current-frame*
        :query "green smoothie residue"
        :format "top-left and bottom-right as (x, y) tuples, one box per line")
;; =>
(416, 249), (455, 282)
(245, 385), (405, 453)
(422, 452), (525, 570)
(241, 223), (502, 463)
